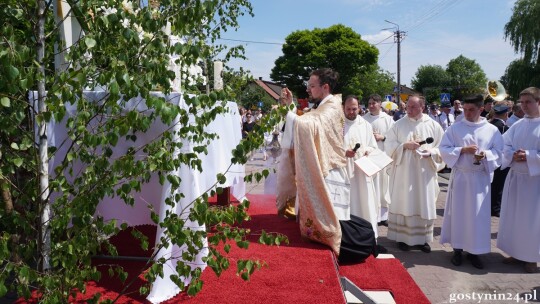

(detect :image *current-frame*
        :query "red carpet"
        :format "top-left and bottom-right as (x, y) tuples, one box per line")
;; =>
(339, 256), (430, 304)
(16, 194), (429, 303)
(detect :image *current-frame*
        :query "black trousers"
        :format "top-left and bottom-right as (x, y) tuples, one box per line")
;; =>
(338, 214), (377, 264)
(491, 167), (509, 215)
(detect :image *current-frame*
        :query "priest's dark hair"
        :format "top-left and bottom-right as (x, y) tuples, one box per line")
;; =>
(463, 94), (484, 108)
(311, 68), (339, 93)
(342, 95), (359, 106)
(369, 94), (382, 103)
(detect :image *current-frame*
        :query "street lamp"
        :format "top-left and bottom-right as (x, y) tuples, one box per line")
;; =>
(384, 20), (405, 105)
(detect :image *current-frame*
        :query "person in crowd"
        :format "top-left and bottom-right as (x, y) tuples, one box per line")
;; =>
(385, 94), (445, 253)
(439, 94), (503, 269)
(242, 109), (252, 123)
(506, 102), (524, 127)
(481, 97), (493, 118)
(363, 94), (395, 227)
(254, 108), (263, 121)
(450, 99), (463, 120)
(278, 68), (377, 263)
(342, 95), (379, 237)
(392, 102), (406, 121)
(497, 87), (540, 273)
(489, 102), (511, 217)
(428, 104), (440, 121)
(436, 102), (455, 131)
(242, 113), (255, 139)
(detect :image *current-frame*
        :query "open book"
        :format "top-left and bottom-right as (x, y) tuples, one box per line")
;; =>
(354, 149), (393, 177)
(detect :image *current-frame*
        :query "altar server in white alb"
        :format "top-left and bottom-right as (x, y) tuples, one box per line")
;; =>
(439, 94), (503, 269)
(385, 95), (445, 253)
(363, 94), (395, 226)
(497, 87), (540, 274)
(342, 95), (379, 237)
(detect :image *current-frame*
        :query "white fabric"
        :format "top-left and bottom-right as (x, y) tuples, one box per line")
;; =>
(31, 91), (245, 303)
(506, 114), (521, 127)
(363, 112), (394, 221)
(433, 112), (455, 131)
(439, 118), (503, 254)
(497, 117), (540, 262)
(385, 114), (445, 245)
(324, 167), (351, 221)
(344, 116), (379, 237)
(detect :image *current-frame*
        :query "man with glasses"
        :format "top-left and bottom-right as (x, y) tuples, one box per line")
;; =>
(278, 68), (377, 263)
(385, 94), (445, 253)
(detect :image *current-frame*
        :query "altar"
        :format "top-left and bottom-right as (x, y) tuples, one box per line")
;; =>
(33, 91), (245, 303)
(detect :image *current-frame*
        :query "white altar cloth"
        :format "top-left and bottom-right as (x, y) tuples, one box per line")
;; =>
(30, 91), (245, 303)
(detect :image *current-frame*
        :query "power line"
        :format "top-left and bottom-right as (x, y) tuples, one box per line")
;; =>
(217, 38), (283, 45)
(373, 33), (395, 46)
(403, 0), (463, 33)
(379, 43), (396, 61)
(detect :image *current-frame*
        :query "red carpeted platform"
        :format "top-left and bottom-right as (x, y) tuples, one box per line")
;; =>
(17, 194), (429, 303)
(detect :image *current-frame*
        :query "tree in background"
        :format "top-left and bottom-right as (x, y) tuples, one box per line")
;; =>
(410, 55), (487, 102)
(501, 59), (540, 99)
(502, 0), (540, 98)
(347, 65), (395, 104)
(411, 64), (451, 104)
(0, 0), (286, 302)
(446, 55), (487, 93)
(270, 24), (380, 98)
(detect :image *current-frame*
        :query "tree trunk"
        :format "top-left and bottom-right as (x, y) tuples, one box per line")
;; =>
(37, 0), (51, 272)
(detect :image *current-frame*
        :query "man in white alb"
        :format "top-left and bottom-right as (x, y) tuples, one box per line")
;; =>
(439, 94), (503, 269)
(385, 95), (445, 253)
(342, 95), (379, 236)
(362, 94), (394, 226)
(497, 87), (540, 273)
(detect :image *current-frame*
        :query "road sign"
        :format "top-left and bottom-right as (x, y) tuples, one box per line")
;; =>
(258, 101), (263, 107)
(440, 93), (451, 103)
(385, 95), (392, 101)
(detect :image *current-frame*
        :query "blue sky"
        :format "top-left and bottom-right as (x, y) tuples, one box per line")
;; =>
(221, 0), (520, 88)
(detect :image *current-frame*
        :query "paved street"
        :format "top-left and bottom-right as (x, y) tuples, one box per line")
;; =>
(246, 151), (540, 304)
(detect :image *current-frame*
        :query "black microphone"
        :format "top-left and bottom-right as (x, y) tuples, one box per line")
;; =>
(418, 137), (434, 145)
(353, 143), (361, 152)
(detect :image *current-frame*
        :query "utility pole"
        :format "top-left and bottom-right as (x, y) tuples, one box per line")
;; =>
(384, 20), (406, 105)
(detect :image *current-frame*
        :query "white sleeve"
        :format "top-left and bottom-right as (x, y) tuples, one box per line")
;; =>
(281, 111), (297, 149)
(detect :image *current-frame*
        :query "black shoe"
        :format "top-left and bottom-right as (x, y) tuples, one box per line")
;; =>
(397, 242), (410, 251)
(451, 250), (463, 266)
(378, 220), (388, 227)
(468, 254), (484, 269)
(377, 244), (388, 254)
(417, 243), (431, 253)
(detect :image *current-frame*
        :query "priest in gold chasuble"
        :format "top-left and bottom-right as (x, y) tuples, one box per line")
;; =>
(278, 69), (376, 261)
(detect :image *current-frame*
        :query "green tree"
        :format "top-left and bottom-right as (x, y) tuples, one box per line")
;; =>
(505, 0), (540, 66)
(346, 65), (395, 102)
(270, 24), (379, 98)
(240, 84), (277, 113)
(501, 59), (540, 99)
(502, 0), (540, 96)
(0, 0), (287, 302)
(411, 64), (451, 104)
(446, 55), (487, 98)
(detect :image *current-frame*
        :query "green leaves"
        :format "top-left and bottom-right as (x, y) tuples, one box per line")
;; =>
(0, 97), (10, 107)
(0, 0), (271, 302)
(84, 37), (97, 49)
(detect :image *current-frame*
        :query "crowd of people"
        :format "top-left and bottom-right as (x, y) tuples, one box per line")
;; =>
(263, 67), (539, 273)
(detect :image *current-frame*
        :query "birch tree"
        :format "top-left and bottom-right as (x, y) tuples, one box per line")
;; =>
(0, 0), (286, 302)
